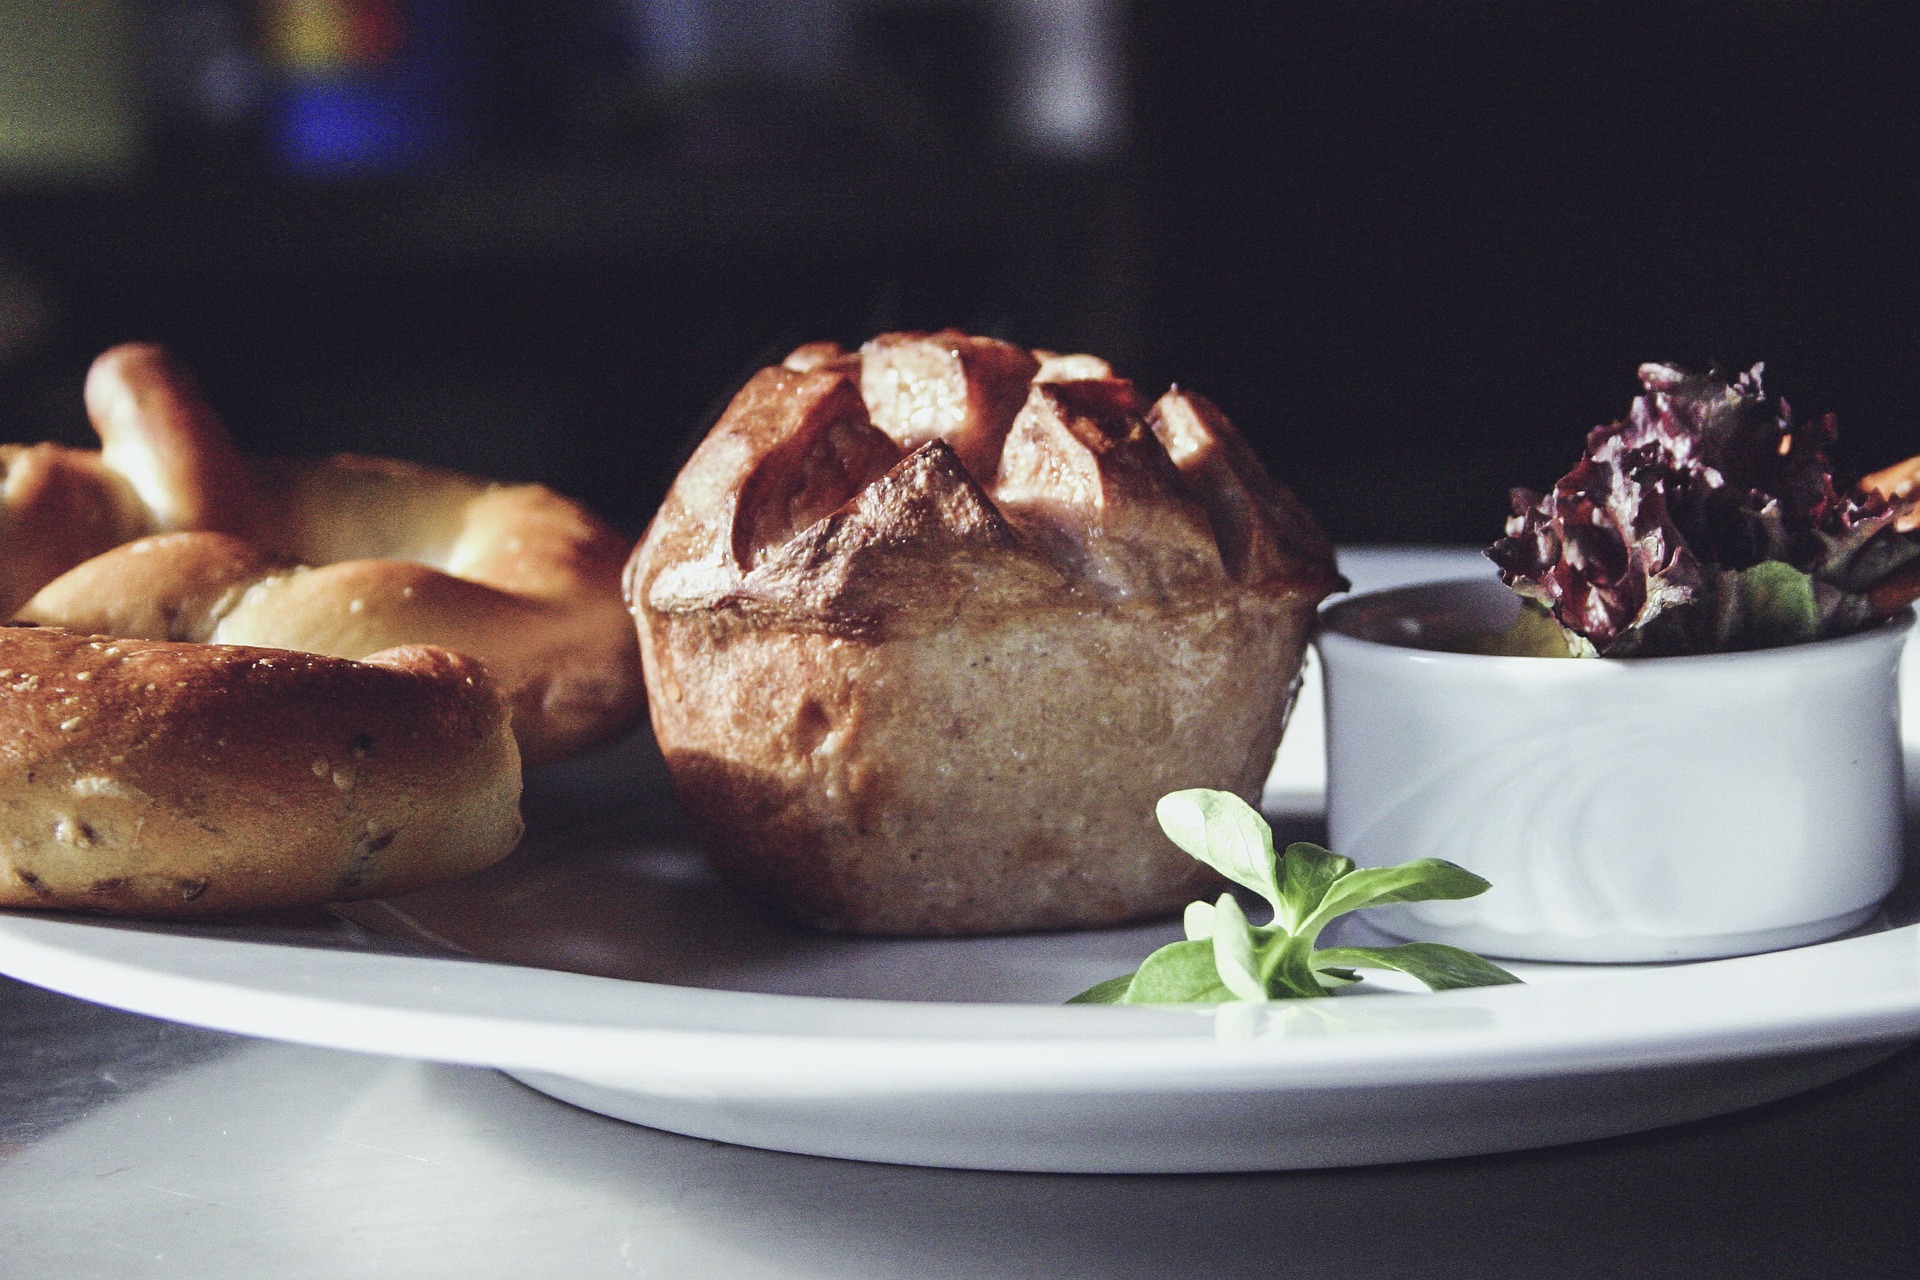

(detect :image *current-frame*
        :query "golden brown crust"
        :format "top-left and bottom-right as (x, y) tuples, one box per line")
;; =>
(991, 379), (1224, 599)
(85, 343), (260, 537)
(733, 441), (1070, 636)
(0, 627), (522, 916)
(6, 347), (644, 766)
(0, 444), (151, 617)
(644, 598), (1306, 934)
(19, 532), (283, 642)
(629, 333), (1340, 935)
(1150, 388), (1343, 591)
(858, 330), (1039, 480)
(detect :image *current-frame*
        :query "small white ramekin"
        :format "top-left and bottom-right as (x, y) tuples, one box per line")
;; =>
(1317, 578), (1912, 963)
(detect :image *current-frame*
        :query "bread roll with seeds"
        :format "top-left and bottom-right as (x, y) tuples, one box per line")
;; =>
(0, 627), (521, 916)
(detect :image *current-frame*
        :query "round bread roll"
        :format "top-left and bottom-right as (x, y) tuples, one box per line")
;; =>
(5, 344), (643, 767)
(627, 330), (1342, 935)
(0, 627), (521, 916)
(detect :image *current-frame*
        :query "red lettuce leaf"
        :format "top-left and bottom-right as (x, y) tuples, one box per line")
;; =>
(1487, 363), (1918, 656)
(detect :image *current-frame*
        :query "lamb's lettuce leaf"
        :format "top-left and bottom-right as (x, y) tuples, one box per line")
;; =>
(1072, 790), (1518, 1005)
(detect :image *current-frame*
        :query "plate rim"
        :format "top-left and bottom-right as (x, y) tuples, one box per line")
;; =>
(3, 907), (1919, 1096)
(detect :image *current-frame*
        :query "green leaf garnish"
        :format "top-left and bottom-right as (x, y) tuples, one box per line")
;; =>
(1066, 974), (1137, 1005)
(1207, 892), (1266, 1002)
(1719, 559), (1821, 650)
(1300, 858), (1493, 937)
(1459, 599), (1593, 657)
(1275, 838), (1349, 932)
(1071, 790), (1520, 1005)
(1155, 790), (1281, 907)
(1312, 943), (1522, 992)
(1121, 939), (1234, 1004)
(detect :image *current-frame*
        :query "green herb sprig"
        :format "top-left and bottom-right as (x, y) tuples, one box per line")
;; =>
(1071, 790), (1521, 1005)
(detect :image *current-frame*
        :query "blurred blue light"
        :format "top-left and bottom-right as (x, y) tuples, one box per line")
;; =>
(276, 77), (424, 174)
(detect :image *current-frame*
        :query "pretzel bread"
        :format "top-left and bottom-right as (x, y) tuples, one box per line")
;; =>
(7, 344), (644, 766)
(0, 628), (521, 915)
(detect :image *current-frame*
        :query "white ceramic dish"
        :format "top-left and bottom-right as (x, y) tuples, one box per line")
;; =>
(1319, 578), (1912, 962)
(2, 547), (1919, 1174)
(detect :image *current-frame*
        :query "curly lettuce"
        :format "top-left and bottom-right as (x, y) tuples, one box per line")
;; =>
(1486, 363), (1920, 657)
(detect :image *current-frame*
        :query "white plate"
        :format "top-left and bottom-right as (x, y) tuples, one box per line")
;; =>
(4, 547), (1920, 1174)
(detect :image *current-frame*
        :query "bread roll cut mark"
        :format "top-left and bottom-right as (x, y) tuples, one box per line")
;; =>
(991, 379), (1223, 600)
(736, 442), (1067, 634)
(725, 368), (902, 571)
(858, 330), (1039, 482)
(1149, 388), (1342, 591)
(1033, 351), (1118, 382)
(781, 341), (854, 373)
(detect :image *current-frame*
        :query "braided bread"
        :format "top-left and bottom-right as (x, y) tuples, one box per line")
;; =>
(6, 344), (644, 767)
(0, 346), (252, 617)
(0, 343), (646, 914)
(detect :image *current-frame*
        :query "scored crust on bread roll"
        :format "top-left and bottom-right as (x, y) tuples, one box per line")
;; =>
(5, 344), (644, 767)
(0, 627), (522, 916)
(628, 329), (1342, 936)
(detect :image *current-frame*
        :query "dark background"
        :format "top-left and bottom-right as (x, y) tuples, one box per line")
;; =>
(3, 1), (1916, 544)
